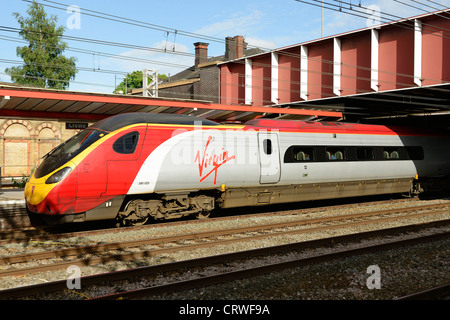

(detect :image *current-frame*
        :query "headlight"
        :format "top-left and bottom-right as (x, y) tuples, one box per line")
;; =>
(45, 167), (72, 184)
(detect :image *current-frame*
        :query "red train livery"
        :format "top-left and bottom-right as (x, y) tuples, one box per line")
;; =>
(24, 113), (450, 226)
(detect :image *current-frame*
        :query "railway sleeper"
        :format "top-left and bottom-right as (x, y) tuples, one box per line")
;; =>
(116, 194), (214, 226)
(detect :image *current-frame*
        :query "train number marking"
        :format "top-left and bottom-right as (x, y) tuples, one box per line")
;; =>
(195, 135), (235, 185)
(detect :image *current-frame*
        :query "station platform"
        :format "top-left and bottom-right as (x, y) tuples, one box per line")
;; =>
(0, 188), (25, 207)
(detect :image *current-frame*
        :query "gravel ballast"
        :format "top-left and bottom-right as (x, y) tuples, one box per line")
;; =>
(0, 197), (449, 300)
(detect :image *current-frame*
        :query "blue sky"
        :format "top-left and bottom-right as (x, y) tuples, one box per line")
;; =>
(1, 0), (449, 94)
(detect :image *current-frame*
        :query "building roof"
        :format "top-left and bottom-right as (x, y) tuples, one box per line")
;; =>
(0, 83), (342, 123)
(162, 47), (265, 85)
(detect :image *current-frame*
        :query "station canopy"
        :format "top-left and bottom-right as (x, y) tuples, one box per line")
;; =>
(0, 83), (342, 123)
(271, 83), (450, 121)
(1, 82), (450, 124)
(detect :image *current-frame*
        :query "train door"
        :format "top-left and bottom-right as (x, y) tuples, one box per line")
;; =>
(258, 132), (281, 184)
(104, 126), (146, 196)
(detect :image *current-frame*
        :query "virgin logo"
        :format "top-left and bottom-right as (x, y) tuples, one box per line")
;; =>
(194, 135), (235, 184)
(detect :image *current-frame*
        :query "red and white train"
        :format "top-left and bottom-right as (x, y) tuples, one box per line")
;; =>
(24, 112), (450, 226)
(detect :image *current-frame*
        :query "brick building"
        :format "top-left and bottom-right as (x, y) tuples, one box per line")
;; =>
(0, 108), (93, 183)
(156, 36), (264, 102)
(218, 11), (450, 112)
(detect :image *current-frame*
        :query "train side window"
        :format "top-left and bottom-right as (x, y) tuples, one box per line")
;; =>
(356, 147), (374, 160)
(292, 147), (314, 161)
(383, 147), (400, 160)
(406, 146), (424, 160)
(263, 139), (272, 155)
(113, 131), (140, 154)
(326, 147), (346, 161)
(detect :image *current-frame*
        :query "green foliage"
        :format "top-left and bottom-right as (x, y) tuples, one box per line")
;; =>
(5, 1), (77, 89)
(114, 70), (168, 94)
(12, 174), (29, 188)
(114, 70), (144, 94)
(12, 168), (35, 188)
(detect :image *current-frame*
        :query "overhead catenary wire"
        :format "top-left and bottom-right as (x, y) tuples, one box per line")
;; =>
(296, 0), (450, 36)
(39, 0), (450, 53)
(0, 26), (193, 57)
(412, 0), (450, 14)
(37, 0), (450, 57)
(0, 57), (130, 76)
(1, 55), (448, 109)
(0, 25), (421, 94)
(0, 33), (191, 70)
(0, 24), (447, 103)
(0, 33), (445, 103)
(0, 55), (376, 104)
(10, 0), (450, 70)
(394, 0), (450, 21)
(0, 70), (116, 89)
(0, 1), (447, 129)
(26, 0), (238, 47)
(14, 0), (450, 59)
(1, 0), (449, 102)
(0, 58), (388, 103)
(29, 0), (450, 72)
(2, 15), (446, 87)
(426, 0), (450, 9)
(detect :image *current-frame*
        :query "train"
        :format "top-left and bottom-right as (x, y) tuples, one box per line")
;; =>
(24, 112), (450, 227)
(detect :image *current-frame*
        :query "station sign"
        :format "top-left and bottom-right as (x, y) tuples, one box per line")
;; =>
(66, 122), (88, 130)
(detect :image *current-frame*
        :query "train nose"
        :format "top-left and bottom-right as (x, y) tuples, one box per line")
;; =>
(25, 162), (78, 215)
(25, 177), (51, 208)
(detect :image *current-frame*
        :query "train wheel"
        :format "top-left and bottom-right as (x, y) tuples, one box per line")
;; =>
(116, 214), (149, 227)
(116, 199), (150, 227)
(126, 215), (149, 226)
(195, 210), (211, 219)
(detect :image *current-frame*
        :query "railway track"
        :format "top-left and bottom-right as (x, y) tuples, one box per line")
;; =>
(1, 201), (449, 276)
(0, 220), (448, 300)
(395, 283), (450, 300)
(93, 228), (450, 300)
(0, 198), (448, 300)
(0, 206), (29, 231)
(0, 194), (416, 233)
(0, 197), (434, 244)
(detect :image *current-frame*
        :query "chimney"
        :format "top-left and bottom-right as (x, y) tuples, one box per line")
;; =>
(225, 36), (247, 60)
(225, 37), (236, 60)
(234, 35), (246, 59)
(194, 42), (209, 67)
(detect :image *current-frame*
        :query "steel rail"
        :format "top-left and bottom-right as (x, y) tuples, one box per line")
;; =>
(1, 203), (448, 265)
(0, 220), (448, 300)
(0, 209), (448, 279)
(394, 283), (450, 300)
(93, 230), (450, 299)
(0, 197), (419, 242)
(0, 199), (442, 248)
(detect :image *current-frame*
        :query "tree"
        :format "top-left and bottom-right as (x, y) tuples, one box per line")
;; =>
(114, 70), (168, 94)
(5, 1), (77, 90)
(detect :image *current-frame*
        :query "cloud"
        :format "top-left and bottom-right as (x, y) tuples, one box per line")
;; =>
(316, 0), (450, 38)
(105, 41), (194, 76)
(244, 37), (277, 50)
(194, 9), (285, 52)
(374, 0), (450, 19)
(196, 9), (265, 38)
